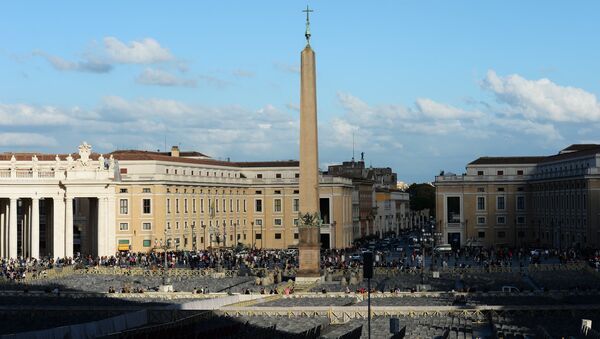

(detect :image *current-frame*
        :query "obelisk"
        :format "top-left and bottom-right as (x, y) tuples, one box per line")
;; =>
(297, 6), (321, 282)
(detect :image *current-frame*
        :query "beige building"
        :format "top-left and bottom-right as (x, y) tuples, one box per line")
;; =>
(435, 144), (600, 249)
(112, 146), (354, 253)
(0, 143), (354, 259)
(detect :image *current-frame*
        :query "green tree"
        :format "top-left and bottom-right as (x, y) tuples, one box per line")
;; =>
(407, 183), (435, 214)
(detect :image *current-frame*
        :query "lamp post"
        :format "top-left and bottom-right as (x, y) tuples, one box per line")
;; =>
(261, 221), (264, 249)
(192, 223), (196, 252)
(233, 222), (238, 247)
(223, 221), (227, 248)
(251, 221), (255, 249)
(201, 222), (206, 250)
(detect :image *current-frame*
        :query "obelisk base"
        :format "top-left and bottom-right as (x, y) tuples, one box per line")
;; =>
(296, 227), (322, 283)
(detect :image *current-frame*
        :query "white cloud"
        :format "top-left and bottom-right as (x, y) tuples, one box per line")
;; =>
(0, 103), (73, 125)
(0, 133), (57, 147)
(32, 50), (112, 73)
(274, 62), (300, 74)
(103, 37), (173, 64)
(482, 70), (600, 122)
(492, 118), (563, 141)
(416, 98), (482, 119)
(232, 69), (255, 78)
(136, 68), (196, 87)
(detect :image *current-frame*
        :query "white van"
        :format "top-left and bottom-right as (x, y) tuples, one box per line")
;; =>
(434, 244), (453, 254)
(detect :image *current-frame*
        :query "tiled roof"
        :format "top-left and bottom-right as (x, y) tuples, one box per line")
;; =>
(468, 156), (547, 165)
(540, 144), (600, 164)
(110, 150), (298, 168)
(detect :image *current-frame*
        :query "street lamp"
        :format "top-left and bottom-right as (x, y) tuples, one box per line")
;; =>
(201, 222), (206, 250)
(191, 223), (195, 252)
(261, 220), (264, 249)
(251, 221), (255, 249)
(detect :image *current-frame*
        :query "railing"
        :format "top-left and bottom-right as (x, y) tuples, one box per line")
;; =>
(38, 170), (55, 178)
(15, 169), (33, 178)
(0, 170), (10, 178)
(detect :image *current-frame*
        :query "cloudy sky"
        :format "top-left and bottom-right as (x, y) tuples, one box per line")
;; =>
(2, 2), (600, 183)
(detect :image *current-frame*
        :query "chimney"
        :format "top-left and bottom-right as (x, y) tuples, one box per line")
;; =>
(171, 146), (180, 157)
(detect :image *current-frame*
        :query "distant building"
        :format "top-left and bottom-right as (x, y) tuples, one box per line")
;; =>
(328, 158), (407, 238)
(435, 144), (600, 249)
(0, 143), (356, 259)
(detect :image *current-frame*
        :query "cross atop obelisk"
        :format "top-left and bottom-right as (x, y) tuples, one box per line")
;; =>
(296, 5), (322, 282)
(303, 5), (313, 44)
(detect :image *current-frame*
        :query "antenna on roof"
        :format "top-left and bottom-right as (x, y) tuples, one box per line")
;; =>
(352, 131), (355, 162)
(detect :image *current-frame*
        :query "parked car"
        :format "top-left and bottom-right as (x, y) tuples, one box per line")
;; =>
(434, 244), (453, 254)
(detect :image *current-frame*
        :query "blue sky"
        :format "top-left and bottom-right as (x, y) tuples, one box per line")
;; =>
(2, 1), (600, 183)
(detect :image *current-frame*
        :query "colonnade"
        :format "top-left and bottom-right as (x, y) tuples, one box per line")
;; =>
(0, 195), (113, 259)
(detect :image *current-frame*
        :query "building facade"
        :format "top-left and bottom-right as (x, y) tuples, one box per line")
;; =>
(0, 144), (354, 259)
(435, 144), (600, 249)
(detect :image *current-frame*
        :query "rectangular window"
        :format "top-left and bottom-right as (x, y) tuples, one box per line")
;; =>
(293, 218), (299, 227)
(497, 216), (506, 225)
(257, 174), (263, 179)
(216, 199), (219, 212)
(276, 173), (282, 179)
(477, 196), (485, 211)
(119, 188), (128, 193)
(293, 199), (300, 212)
(497, 196), (505, 210)
(517, 216), (525, 224)
(143, 239), (151, 247)
(477, 171), (484, 176)
(446, 197), (461, 223)
(517, 170), (524, 175)
(142, 188), (151, 193)
(142, 222), (151, 230)
(243, 199), (247, 212)
(478, 231), (485, 238)
(119, 222), (128, 231)
(236, 199), (240, 212)
(255, 219), (262, 226)
(274, 233), (282, 239)
(516, 196), (525, 210)
(193, 199), (196, 213)
(274, 218), (282, 226)
(294, 233), (299, 239)
(201, 199), (204, 213)
(167, 198), (171, 214)
(477, 187), (485, 192)
(497, 187), (505, 192)
(230, 199), (233, 212)
(255, 199), (263, 212)
(477, 216), (486, 225)
(255, 233), (262, 240)
(497, 170), (504, 176)
(119, 199), (128, 214)
(176, 221), (180, 229)
(184, 199), (188, 213)
(167, 222), (171, 230)
(175, 199), (180, 213)
(184, 221), (188, 229)
(142, 199), (151, 214)
(223, 198), (226, 212)
(274, 199), (282, 212)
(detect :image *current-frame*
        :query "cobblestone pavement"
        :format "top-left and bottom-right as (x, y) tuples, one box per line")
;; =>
(256, 296), (355, 307)
(6, 274), (265, 293)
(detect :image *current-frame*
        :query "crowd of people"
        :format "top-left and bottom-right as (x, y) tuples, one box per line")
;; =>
(1, 243), (599, 284)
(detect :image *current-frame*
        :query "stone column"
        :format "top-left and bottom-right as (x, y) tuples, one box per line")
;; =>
(64, 197), (73, 258)
(0, 201), (5, 258)
(53, 196), (66, 258)
(97, 197), (107, 256)
(8, 198), (17, 258)
(31, 198), (40, 259)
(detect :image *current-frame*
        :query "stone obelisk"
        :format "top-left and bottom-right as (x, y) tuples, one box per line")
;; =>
(297, 6), (321, 282)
